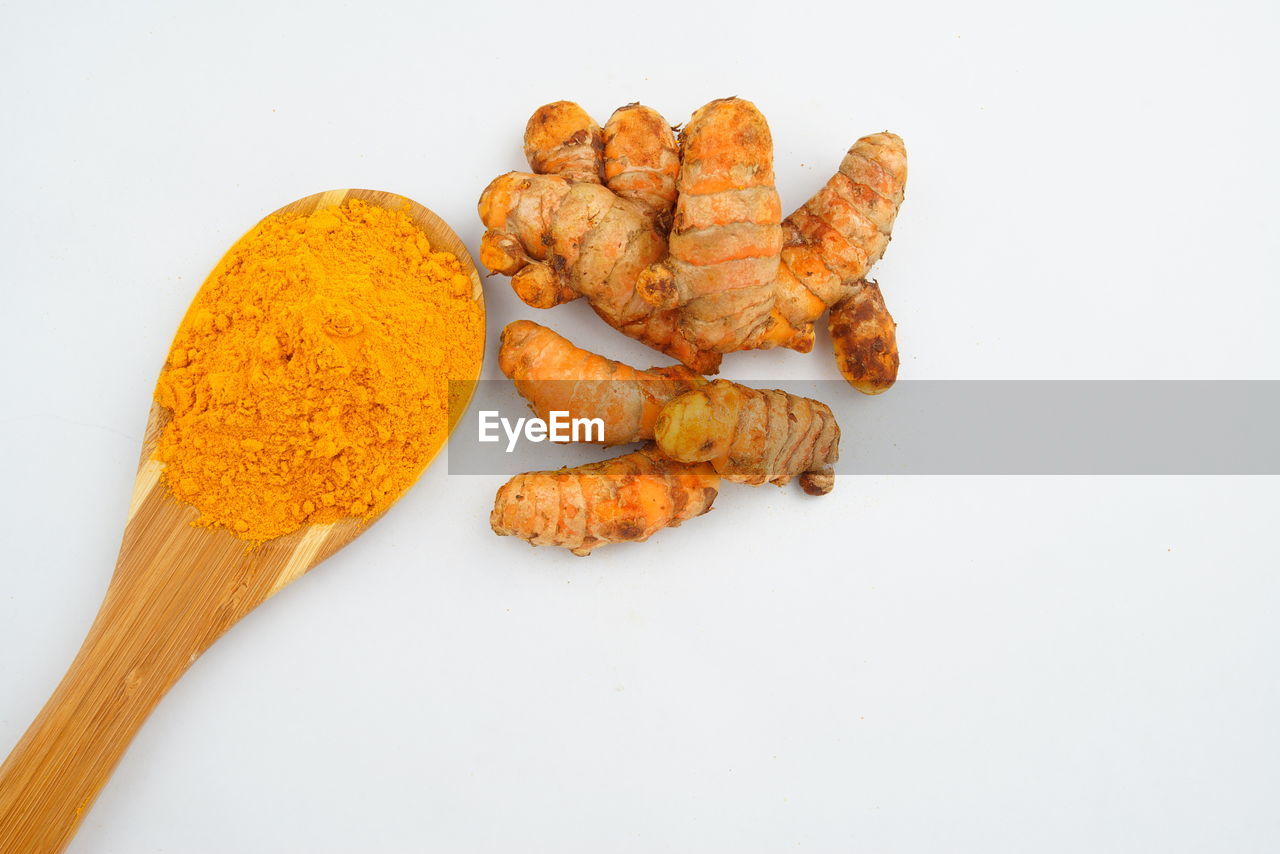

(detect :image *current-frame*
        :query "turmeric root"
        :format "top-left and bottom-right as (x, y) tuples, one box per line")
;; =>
(490, 444), (719, 555)
(481, 100), (720, 373)
(655, 379), (840, 495)
(603, 104), (680, 227)
(499, 320), (703, 445)
(827, 281), (898, 394)
(486, 100), (606, 308)
(783, 133), (907, 300)
(523, 100), (603, 184)
(500, 321), (840, 493)
(478, 172), (720, 373)
(779, 133), (908, 393)
(637, 98), (808, 353)
(634, 104), (908, 384)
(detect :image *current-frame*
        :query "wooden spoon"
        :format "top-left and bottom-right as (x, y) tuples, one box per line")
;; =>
(0, 189), (485, 853)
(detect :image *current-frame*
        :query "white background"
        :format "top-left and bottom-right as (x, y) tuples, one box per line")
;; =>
(2, 1), (1277, 851)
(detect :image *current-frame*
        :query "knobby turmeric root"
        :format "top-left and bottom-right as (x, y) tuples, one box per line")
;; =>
(490, 444), (720, 555)
(480, 100), (719, 373)
(523, 100), (603, 184)
(655, 380), (839, 495)
(827, 280), (898, 394)
(499, 321), (840, 494)
(499, 320), (704, 445)
(779, 132), (908, 393)
(480, 99), (719, 373)
(479, 173), (720, 373)
(633, 103), (907, 390)
(637, 98), (807, 353)
(603, 104), (680, 227)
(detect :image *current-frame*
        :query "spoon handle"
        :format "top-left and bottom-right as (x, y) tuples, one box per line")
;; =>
(0, 468), (297, 853)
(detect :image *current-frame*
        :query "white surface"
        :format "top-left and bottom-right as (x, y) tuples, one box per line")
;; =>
(1, 1), (1277, 851)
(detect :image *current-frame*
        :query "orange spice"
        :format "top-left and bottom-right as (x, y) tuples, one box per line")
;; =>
(153, 198), (482, 540)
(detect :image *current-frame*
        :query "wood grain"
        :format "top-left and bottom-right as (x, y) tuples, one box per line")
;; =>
(0, 189), (484, 853)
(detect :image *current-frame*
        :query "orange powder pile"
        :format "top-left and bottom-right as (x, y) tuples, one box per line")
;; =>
(153, 198), (483, 540)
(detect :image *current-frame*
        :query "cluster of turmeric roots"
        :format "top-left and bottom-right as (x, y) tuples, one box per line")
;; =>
(479, 97), (908, 391)
(481, 97), (908, 554)
(490, 321), (840, 555)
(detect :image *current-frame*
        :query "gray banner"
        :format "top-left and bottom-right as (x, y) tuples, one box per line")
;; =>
(447, 381), (1280, 475)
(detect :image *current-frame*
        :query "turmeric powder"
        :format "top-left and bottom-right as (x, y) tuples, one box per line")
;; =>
(153, 198), (483, 541)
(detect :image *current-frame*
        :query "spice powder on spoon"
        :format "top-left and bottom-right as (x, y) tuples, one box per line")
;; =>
(153, 198), (482, 541)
